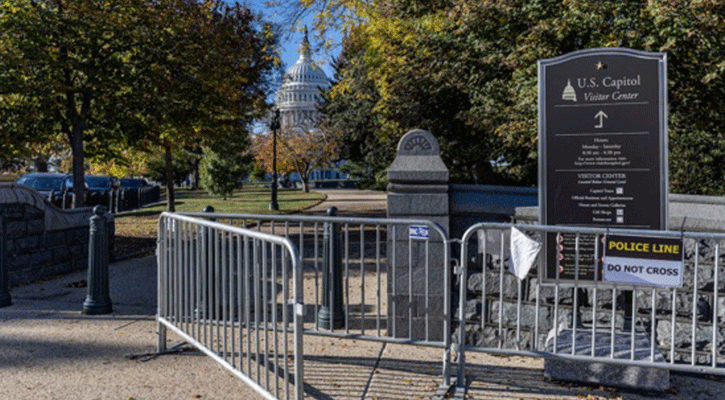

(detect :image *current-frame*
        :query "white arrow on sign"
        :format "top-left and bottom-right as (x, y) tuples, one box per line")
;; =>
(594, 110), (608, 128)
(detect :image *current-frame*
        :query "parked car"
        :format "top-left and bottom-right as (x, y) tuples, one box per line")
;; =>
(84, 175), (120, 207)
(15, 173), (75, 207)
(85, 175), (120, 192)
(119, 178), (148, 189)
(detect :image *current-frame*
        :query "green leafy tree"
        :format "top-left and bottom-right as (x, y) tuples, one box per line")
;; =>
(145, 150), (195, 185)
(319, 42), (389, 189)
(306, 0), (725, 193)
(199, 148), (246, 199)
(123, 1), (279, 211)
(0, 0), (149, 206)
(1, 1), (279, 210)
(318, 2), (507, 184)
(248, 161), (267, 181)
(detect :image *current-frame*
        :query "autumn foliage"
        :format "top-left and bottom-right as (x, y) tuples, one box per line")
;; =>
(253, 125), (338, 192)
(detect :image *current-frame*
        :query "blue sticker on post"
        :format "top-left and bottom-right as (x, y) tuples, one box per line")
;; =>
(409, 225), (430, 240)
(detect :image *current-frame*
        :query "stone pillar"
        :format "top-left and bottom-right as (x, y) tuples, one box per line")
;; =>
(387, 129), (449, 340)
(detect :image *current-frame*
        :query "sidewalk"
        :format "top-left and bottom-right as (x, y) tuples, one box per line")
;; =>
(300, 189), (388, 218)
(2, 189), (725, 399)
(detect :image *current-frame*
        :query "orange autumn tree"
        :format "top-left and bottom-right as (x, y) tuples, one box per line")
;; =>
(254, 122), (338, 192)
(253, 131), (297, 185)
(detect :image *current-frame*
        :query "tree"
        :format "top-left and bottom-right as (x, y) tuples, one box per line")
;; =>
(319, 3), (508, 184)
(318, 43), (388, 188)
(310, 0), (725, 193)
(89, 147), (151, 178)
(123, 1), (279, 211)
(253, 130), (299, 186)
(443, 0), (725, 192)
(1, 1), (280, 210)
(144, 150), (195, 185)
(199, 147), (246, 199)
(283, 123), (339, 192)
(253, 119), (339, 193)
(266, 0), (364, 49)
(0, 0), (150, 206)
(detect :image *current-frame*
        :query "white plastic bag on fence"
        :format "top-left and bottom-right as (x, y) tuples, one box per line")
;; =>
(509, 227), (541, 280)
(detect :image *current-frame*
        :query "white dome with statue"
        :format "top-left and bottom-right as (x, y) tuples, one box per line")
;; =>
(276, 27), (330, 131)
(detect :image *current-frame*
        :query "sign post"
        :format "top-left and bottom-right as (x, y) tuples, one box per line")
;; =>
(538, 48), (667, 282)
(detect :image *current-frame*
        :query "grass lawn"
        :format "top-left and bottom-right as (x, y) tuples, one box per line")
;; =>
(114, 185), (325, 239)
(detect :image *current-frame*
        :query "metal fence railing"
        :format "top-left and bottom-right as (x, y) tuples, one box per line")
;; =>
(457, 222), (725, 387)
(158, 212), (725, 398)
(157, 212), (304, 400)
(177, 210), (455, 392)
(55, 186), (161, 213)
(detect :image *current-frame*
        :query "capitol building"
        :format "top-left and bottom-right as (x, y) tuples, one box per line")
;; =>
(275, 29), (346, 183)
(276, 29), (330, 131)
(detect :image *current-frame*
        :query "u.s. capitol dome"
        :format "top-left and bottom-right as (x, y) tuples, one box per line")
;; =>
(276, 28), (330, 131)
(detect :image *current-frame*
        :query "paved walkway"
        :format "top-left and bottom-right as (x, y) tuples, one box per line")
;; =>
(2, 189), (725, 399)
(300, 189), (387, 218)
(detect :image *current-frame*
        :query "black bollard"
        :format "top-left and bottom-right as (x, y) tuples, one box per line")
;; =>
(0, 214), (11, 307)
(83, 206), (113, 314)
(317, 207), (345, 330)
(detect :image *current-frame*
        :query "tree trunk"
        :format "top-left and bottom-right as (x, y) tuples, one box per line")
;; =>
(164, 143), (175, 212)
(294, 165), (309, 193)
(71, 123), (85, 208)
(34, 158), (48, 172)
(192, 158), (200, 190)
(62, 44), (87, 209)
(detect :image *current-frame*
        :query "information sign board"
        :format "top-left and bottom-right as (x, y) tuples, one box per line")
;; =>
(538, 48), (667, 281)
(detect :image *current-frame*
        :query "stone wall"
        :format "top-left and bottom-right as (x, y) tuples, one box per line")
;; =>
(1, 183), (114, 287)
(456, 198), (725, 366)
(448, 184), (537, 239)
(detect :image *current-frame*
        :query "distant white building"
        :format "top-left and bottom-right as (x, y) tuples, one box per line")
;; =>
(275, 28), (347, 183)
(276, 28), (330, 131)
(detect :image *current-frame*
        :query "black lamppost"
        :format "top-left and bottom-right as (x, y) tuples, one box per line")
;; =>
(269, 109), (280, 211)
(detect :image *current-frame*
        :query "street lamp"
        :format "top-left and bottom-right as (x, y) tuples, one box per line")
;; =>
(269, 108), (280, 211)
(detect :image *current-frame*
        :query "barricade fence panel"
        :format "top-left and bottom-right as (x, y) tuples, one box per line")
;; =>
(157, 212), (304, 400)
(457, 222), (725, 383)
(179, 212), (452, 343)
(179, 212), (454, 389)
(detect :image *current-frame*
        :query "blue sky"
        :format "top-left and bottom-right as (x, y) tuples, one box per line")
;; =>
(245, 2), (340, 84)
(241, 2), (341, 132)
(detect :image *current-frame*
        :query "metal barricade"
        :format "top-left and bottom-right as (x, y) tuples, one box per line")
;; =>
(178, 211), (455, 391)
(457, 222), (725, 387)
(157, 212), (304, 400)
